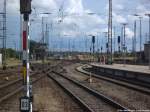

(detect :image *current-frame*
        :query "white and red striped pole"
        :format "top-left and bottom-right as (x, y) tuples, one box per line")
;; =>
(22, 14), (32, 112)
(22, 14), (30, 96)
(20, 1), (32, 112)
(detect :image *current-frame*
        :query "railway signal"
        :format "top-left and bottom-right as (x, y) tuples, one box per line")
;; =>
(118, 36), (121, 52)
(92, 36), (95, 54)
(20, 0), (32, 14)
(20, 0), (32, 112)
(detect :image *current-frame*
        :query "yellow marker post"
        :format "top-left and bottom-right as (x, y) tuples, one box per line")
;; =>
(23, 67), (26, 84)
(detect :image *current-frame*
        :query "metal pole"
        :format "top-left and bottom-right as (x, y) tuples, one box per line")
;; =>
(139, 17), (142, 61)
(45, 23), (49, 58)
(93, 40), (95, 54)
(123, 23), (127, 67)
(134, 14), (143, 61)
(134, 20), (137, 64)
(104, 32), (108, 60)
(20, 1), (32, 112)
(149, 43), (150, 70)
(20, 15), (22, 60)
(42, 17), (45, 63)
(121, 26), (124, 61)
(132, 36), (134, 54)
(23, 14), (31, 111)
(145, 14), (150, 69)
(139, 17), (142, 53)
(110, 0), (113, 64)
(93, 39), (94, 62)
(148, 15), (150, 70)
(2, 0), (7, 70)
(149, 15), (150, 42)
(113, 26), (116, 53)
(121, 26), (123, 53)
(108, 0), (113, 64)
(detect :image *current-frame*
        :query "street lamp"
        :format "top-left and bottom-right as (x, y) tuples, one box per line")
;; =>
(132, 14), (140, 64)
(134, 14), (143, 61)
(145, 14), (150, 42)
(121, 23), (127, 67)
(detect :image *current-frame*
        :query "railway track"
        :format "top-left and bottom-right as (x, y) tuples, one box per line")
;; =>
(0, 72), (46, 103)
(0, 64), (52, 104)
(0, 63), (45, 85)
(48, 71), (128, 112)
(0, 61), (63, 104)
(79, 66), (150, 95)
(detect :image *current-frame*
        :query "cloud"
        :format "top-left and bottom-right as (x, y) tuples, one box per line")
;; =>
(114, 4), (124, 11)
(86, 28), (101, 36)
(65, 0), (84, 14)
(113, 13), (127, 24)
(32, 0), (57, 12)
(1, 0), (149, 51)
(0, 0), (19, 13)
(61, 14), (105, 35)
(126, 28), (134, 38)
(61, 30), (80, 38)
(0, 0), (58, 14)
(136, 5), (147, 12)
(46, 0), (106, 38)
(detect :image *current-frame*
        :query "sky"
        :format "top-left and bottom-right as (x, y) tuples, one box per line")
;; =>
(0, 0), (150, 52)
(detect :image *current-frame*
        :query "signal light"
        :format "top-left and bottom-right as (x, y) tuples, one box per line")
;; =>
(92, 36), (95, 44)
(118, 36), (121, 43)
(20, 0), (32, 14)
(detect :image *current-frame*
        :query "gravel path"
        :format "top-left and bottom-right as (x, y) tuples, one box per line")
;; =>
(33, 76), (83, 112)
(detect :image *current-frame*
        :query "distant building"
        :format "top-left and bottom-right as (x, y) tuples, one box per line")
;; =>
(144, 41), (150, 61)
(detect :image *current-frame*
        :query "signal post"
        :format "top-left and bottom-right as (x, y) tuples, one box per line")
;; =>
(20, 0), (32, 112)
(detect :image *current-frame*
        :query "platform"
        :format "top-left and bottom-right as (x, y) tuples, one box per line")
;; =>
(90, 63), (150, 74)
(89, 63), (150, 84)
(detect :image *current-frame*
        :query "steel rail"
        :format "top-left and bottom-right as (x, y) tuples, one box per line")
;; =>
(49, 71), (129, 112)
(79, 66), (150, 95)
(0, 74), (46, 103)
(48, 73), (94, 112)
(0, 65), (54, 103)
(0, 71), (38, 90)
(0, 65), (50, 90)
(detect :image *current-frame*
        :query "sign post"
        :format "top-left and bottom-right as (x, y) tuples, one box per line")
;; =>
(20, 0), (32, 112)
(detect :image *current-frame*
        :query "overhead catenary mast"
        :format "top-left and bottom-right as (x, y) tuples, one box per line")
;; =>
(2, 0), (7, 70)
(108, 0), (113, 64)
(122, 23), (127, 67)
(41, 17), (46, 63)
(113, 26), (116, 53)
(45, 24), (49, 49)
(134, 20), (137, 64)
